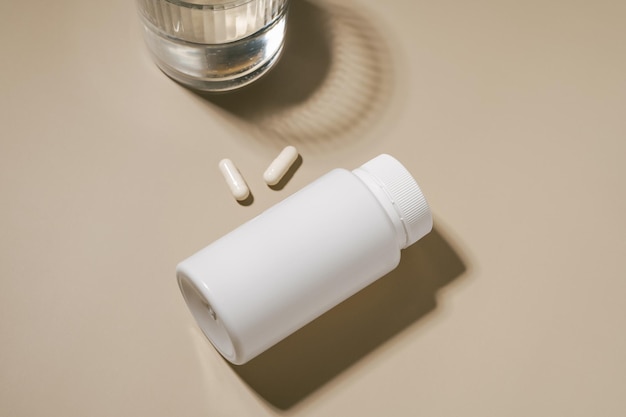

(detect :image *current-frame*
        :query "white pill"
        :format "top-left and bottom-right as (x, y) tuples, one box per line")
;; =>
(263, 146), (299, 186)
(218, 158), (250, 201)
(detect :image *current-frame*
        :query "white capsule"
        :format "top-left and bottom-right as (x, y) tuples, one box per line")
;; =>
(263, 146), (299, 186)
(218, 159), (250, 201)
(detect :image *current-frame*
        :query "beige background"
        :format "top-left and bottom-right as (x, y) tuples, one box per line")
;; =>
(1, 0), (625, 415)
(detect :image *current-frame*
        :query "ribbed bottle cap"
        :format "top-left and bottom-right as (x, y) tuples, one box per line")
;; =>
(359, 154), (433, 247)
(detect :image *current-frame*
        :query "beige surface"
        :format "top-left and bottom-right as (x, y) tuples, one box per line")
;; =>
(1, 0), (625, 415)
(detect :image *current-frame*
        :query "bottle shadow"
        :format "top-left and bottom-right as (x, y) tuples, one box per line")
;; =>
(230, 226), (467, 410)
(192, 0), (394, 152)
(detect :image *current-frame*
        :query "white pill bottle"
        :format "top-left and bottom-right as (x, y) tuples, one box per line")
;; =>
(177, 154), (433, 364)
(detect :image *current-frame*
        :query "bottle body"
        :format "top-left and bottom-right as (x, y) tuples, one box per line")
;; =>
(176, 155), (432, 364)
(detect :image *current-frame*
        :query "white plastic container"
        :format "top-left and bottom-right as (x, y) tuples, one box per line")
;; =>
(176, 154), (433, 364)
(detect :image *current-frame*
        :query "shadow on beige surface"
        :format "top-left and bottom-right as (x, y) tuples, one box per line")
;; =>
(231, 226), (466, 409)
(194, 0), (393, 151)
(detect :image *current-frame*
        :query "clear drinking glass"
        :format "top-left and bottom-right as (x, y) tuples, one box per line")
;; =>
(137, 0), (290, 92)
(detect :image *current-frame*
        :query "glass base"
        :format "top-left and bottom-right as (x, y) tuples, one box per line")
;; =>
(141, 13), (287, 92)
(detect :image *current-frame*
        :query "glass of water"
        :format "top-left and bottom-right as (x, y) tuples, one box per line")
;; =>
(137, 0), (290, 92)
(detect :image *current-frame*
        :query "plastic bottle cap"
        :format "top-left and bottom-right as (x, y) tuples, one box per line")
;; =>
(358, 154), (433, 247)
